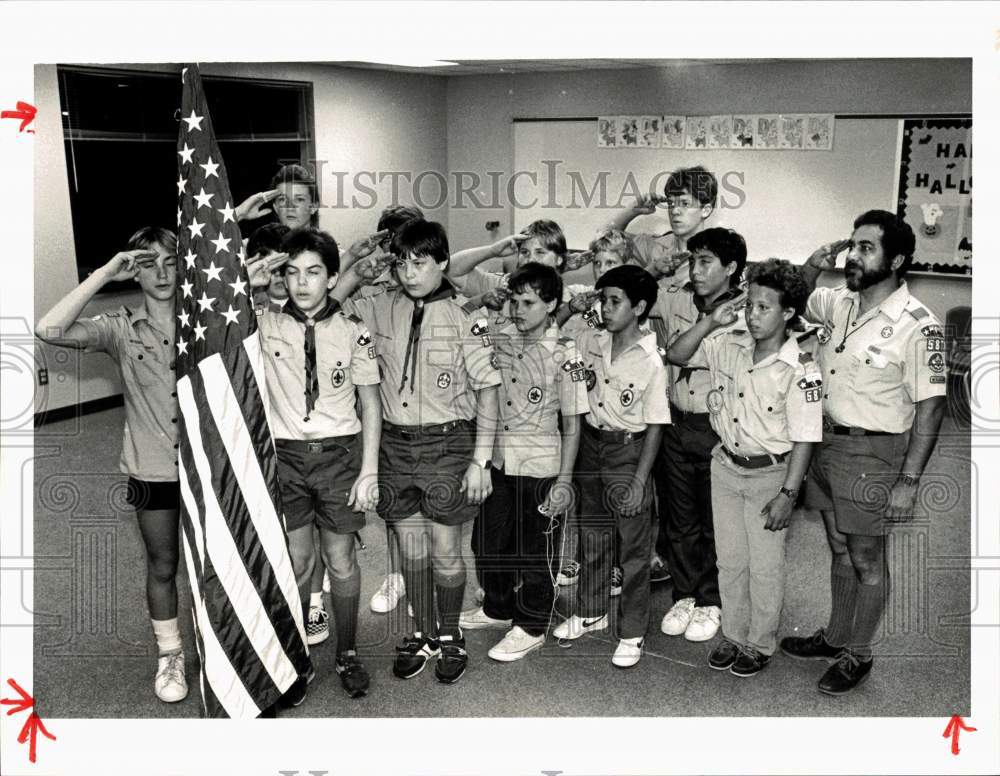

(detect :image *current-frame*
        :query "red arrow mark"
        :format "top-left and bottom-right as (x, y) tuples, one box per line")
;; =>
(942, 715), (976, 755)
(1, 101), (37, 133)
(2, 678), (56, 764)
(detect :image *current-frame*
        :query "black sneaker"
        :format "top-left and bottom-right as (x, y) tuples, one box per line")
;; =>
(277, 667), (316, 709)
(780, 629), (841, 661)
(708, 639), (740, 671)
(650, 555), (672, 584)
(818, 650), (873, 695)
(730, 646), (771, 677)
(335, 651), (370, 698)
(392, 632), (440, 680)
(434, 633), (468, 685)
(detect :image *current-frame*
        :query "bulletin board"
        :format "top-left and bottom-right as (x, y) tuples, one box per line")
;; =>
(512, 116), (970, 274)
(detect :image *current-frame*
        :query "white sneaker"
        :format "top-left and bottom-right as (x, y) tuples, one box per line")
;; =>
(556, 560), (581, 586)
(612, 637), (644, 668)
(660, 597), (696, 636)
(488, 626), (545, 662)
(684, 605), (722, 642)
(370, 573), (405, 614)
(459, 606), (512, 630)
(305, 604), (330, 646)
(154, 650), (188, 703)
(552, 613), (608, 641)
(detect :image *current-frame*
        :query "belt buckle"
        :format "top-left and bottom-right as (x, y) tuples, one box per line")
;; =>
(307, 441), (323, 454)
(622, 431), (634, 443)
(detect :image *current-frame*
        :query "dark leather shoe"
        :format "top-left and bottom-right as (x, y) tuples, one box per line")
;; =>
(818, 650), (873, 695)
(780, 629), (841, 661)
(730, 646), (771, 677)
(708, 639), (740, 671)
(335, 651), (370, 698)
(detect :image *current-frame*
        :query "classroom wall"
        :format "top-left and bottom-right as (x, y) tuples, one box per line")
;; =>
(34, 62), (448, 413)
(445, 58), (972, 322)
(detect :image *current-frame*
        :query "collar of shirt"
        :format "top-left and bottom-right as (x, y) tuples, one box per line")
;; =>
(126, 302), (174, 340)
(497, 321), (560, 353)
(404, 278), (459, 307)
(594, 328), (659, 362)
(281, 296), (341, 325)
(726, 328), (804, 369)
(842, 280), (912, 323)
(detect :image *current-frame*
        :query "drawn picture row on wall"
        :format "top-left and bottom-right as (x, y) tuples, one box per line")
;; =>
(598, 114), (835, 151)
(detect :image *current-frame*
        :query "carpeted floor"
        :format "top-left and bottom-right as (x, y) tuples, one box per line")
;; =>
(33, 407), (971, 718)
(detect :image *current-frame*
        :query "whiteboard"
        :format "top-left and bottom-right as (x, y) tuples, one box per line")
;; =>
(513, 119), (901, 264)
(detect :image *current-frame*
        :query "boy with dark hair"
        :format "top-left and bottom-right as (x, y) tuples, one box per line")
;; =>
(247, 223), (291, 314)
(783, 210), (946, 695)
(332, 219), (501, 684)
(36, 228), (190, 703)
(654, 227), (748, 644)
(458, 263), (589, 662)
(668, 258), (821, 677)
(235, 163), (321, 230)
(553, 265), (671, 669)
(247, 226), (380, 699)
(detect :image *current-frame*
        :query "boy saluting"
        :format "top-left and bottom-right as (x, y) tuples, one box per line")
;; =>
(247, 228), (380, 701)
(667, 259), (821, 677)
(553, 265), (671, 669)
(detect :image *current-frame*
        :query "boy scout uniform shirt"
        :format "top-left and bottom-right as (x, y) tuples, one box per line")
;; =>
(805, 282), (947, 433)
(76, 305), (179, 481)
(576, 328), (672, 433)
(463, 266), (575, 329)
(259, 304), (379, 440)
(650, 282), (744, 414)
(345, 282), (502, 426)
(689, 329), (823, 456)
(492, 322), (589, 478)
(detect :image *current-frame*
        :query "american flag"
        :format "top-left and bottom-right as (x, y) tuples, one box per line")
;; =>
(174, 63), (311, 717)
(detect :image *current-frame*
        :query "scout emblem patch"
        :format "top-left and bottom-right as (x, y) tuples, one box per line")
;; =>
(619, 388), (635, 407)
(706, 388), (724, 414)
(881, 326), (893, 338)
(331, 368), (346, 388)
(817, 326), (831, 345)
(584, 369), (597, 391)
(437, 372), (452, 389)
(527, 386), (543, 404)
(471, 318), (492, 347)
(927, 352), (945, 373)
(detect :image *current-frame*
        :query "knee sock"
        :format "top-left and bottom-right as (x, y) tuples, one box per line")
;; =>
(850, 573), (888, 660)
(329, 566), (361, 656)
(151, 617), (182, 655)
(401, 554), (436, 638)
(825, 561), (858, 647)
(434, 565), (467, 639)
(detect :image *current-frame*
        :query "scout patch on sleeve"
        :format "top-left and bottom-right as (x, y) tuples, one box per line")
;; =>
(927, 352), (945, 373)
(921, 323), (945, 352)
(471, 317), (492, 346)
(584, 369), (597, 391)
(562, 356), (587, 382)
(490, 353), (500, 371)
(356, 329), (372, 346)
(930, 375), (946, 383)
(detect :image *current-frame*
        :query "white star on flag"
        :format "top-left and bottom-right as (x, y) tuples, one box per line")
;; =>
(176, 338), (189, 355)
(193, 321), (208, 341)
(220, 305), (241, 326)
(180, 278), (194, 298)
(184, 249), (197, 269)
(178, 143), (195, 164)
(200, 156), (220, 179)
(228, 277), (247, 298)
(182, 110), (204, 132)
(188, 217), (205, 238)
(196, 292), (216, 312)
(178, 309), (191, 328)
(209, 233), (231, 255)
(202, 260), (224, 283)
(219, 202), (236, 224)
(177, 207), (183, 227)
(194, 187), (214, 210)
(177, 175), (188, 195)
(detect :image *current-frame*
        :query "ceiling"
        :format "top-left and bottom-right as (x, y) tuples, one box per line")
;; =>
(332, 58), (789, 76)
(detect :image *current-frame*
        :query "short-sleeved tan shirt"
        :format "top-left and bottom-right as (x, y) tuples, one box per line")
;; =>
(75, 304), (179, 481)
(575, 328), (672, 433)
(491, 322), (589, 478)
(259, 304), (379, 440)
(690, 329), (823, 456)
(345, 282), (502, 426)
(805, 282), (947, 433)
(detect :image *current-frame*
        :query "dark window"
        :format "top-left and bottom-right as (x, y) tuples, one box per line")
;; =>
(58, 66), (315, 292)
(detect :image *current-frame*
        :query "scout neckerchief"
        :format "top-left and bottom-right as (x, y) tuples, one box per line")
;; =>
(399, 279), (456, 394)
(282, 296), (341, 420)
(677, 283), (746, 386)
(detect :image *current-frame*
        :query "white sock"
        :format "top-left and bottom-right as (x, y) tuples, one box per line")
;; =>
(309, 592), (323, 608)
(151, 618), (182, 655)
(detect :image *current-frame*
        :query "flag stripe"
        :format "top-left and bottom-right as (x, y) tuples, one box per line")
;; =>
(198, 348), (307, 655)
(179, 521), (259, 718)
(177, 375), (300, 694)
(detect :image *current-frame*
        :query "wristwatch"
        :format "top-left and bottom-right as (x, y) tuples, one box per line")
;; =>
(474, 458), (493, 471)
(779, 486), (799, 500)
